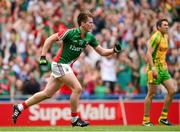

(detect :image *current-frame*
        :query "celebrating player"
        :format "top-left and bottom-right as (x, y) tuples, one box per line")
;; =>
(12, 10), (122, 127)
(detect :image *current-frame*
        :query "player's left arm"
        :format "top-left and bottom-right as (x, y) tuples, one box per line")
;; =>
(94, 45), (114, 56)
(89, 33), (121, 56)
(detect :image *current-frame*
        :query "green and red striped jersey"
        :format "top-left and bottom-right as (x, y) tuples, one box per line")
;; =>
(53, 27), (99, 64)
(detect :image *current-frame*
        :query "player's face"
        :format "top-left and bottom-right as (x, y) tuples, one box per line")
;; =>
(160, 21), (169, 34)
(82, 17), (94, 32)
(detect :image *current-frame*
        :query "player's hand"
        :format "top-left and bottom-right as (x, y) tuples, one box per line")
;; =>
(39, 56), (48, 65)
(152, 67), (158, 79)
(113, 42), (122, 53)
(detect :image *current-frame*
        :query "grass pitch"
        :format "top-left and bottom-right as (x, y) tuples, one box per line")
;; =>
(0, 125), (180, 132)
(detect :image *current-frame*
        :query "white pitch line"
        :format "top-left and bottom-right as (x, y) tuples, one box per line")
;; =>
(1, 130), (177, 132)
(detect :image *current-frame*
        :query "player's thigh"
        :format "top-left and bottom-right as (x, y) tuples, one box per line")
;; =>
(162, 79), (176, 94)
(60, 73), (82, 90)
(147, 84), (157, 95)
(43, 75), (64, 96)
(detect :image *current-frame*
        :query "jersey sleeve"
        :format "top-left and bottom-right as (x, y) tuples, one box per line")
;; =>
(57, 28), (70, 40)
(149, 32), (161, 49)
(88, 33), (99, 48)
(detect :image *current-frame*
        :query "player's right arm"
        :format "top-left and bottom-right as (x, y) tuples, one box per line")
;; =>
(41, 33), (59, 56)
(146, 44), (155, 69)
(40, 29), (69, 65)
(146, 32), (161, 78)
(41, 28), (69, 57)
(39, 33), (59, 65)
(146, 43), (158, 78)
(146, 32), (161, 67)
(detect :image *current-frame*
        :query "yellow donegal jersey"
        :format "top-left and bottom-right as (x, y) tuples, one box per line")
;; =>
(148, 30), (168, 70)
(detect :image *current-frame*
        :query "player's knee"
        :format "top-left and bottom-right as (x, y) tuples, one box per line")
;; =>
(169, 89), (176, 96)
(148, 93), (156, 99)
(74, 86), (82, 94)
(151, 93), (156, 98)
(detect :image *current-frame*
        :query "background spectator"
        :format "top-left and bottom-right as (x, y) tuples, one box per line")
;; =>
(0, 0), (179, 101)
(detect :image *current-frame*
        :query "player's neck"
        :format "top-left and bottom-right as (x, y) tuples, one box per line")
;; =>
(80, 27), (87, 38)
(159, 30), (166, 36)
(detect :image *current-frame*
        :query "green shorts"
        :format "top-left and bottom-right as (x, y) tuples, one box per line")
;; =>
(147, 69), (171, 85)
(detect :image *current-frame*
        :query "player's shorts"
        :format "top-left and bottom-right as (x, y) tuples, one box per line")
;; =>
(147, 68), (171, 85)
(51, 62), (73, 78)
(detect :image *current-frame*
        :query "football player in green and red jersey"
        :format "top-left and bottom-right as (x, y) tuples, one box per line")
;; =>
(12, 10), (122, 127)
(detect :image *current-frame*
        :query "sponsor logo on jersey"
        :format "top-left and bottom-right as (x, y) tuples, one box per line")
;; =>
(69, 45), (84, 51)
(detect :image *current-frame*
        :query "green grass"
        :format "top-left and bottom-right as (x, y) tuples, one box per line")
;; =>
(0, 125), (180, 131)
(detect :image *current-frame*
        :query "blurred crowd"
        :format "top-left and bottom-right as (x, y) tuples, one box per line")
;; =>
(0, 0), (179, 100)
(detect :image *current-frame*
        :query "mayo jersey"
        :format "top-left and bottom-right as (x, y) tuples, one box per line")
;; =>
(148, 30), (168, 70)
(53, 27), (99, 64)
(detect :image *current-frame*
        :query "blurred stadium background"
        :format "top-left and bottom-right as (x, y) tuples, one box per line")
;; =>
(0, 0), (179, 127)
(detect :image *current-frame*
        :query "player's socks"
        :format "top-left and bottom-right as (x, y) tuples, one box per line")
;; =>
(71, 112), (79, 123)
(17, 102), (28, 111)
(71, 112), (89, 127)
(158, 108), (172, 125)
(143, 115), (150, 123)
(142, 115), (154, 126)
(159, 108), (168, 119)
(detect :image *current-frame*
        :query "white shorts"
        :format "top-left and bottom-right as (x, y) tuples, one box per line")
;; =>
(51, 62), (73, 78)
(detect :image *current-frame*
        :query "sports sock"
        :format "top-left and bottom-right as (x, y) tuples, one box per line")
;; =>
(143, 115), (150, 123)
(17, 102), (27, 111)
(160, 108), (168, 119)
(71, 112), (79, 123)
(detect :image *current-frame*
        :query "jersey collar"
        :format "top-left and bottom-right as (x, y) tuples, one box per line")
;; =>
(77, 27), (81, 34)
(77, 27), (87, 39)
